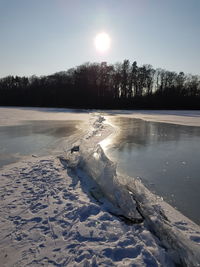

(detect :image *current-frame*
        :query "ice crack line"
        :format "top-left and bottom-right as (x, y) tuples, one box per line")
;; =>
(60, 113), (200, 267)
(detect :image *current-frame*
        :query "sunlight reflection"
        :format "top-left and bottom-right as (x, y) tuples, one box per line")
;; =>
(99, 136), (113, 151)
(93, 152), (100, 160)
(99, 116), (116, 151)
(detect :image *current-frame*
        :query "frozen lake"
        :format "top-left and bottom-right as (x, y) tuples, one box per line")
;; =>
(1, 108), (200, 266)
(0, 120), (85, 168)
(0, 107), (200, 225)
(104, 117), (200, 225)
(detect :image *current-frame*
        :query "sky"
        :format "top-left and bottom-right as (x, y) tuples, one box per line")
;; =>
(0, 0), (199, 77)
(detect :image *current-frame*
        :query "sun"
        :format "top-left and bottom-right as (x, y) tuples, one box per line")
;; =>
(94, 32), (111, 52)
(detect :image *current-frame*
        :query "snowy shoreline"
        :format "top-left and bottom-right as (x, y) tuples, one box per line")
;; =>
(0, 108), (200, 266)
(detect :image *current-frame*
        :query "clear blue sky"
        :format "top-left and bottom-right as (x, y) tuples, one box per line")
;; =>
(0, 0), (199, 77)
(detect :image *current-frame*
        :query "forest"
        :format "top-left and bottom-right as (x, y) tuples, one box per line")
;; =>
(0, 60), (199, 109)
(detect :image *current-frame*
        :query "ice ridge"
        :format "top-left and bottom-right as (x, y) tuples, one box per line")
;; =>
(61, 114), (200, 267)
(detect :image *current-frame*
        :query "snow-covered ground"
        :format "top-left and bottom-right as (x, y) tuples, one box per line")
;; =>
(101, 109), (200, 126)
(0, 107), (200, 266)
(0, 107), (90, 126)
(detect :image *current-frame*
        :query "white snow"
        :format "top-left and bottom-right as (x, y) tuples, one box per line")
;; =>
(1, 107), (200, 127)
(0, 107), (200, 266)
(101, 109), (200, 126)
(0, 107), (90, 126)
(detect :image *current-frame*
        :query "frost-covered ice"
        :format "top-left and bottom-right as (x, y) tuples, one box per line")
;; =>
(1, 107), (199, 127)
(0, 108), (200, 266)
(0, 107), (90, 126)
(101, 109), (200, 126)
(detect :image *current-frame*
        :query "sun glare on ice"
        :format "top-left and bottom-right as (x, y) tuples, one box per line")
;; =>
(94, 32), (111, 52)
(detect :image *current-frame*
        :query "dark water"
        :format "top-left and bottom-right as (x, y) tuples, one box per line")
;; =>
(0, 120), (85, 168)
(106, 117), (200, 225)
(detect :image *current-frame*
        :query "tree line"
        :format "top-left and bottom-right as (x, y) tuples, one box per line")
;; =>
(0, 60), (199, 109)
